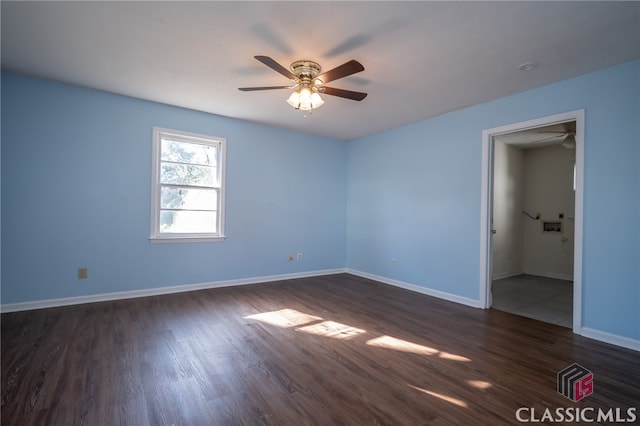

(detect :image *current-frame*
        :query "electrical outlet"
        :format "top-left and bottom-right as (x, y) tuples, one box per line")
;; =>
(78, 267), (88, 279)
(288, 254), (294, 262)
(391, 258), (397, 267)
(297, 253), (303, 262)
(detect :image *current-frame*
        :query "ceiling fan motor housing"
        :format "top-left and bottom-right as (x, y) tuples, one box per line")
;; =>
(290, 60), (322, 83)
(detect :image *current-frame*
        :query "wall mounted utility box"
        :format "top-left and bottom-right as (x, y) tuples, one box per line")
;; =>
(542, 221), (563, 233)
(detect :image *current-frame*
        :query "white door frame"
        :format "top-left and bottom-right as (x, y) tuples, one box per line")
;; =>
(479, 109), (585, 333)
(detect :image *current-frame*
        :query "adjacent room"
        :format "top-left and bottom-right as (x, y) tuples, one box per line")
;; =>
(2, 2), (639, 425)
(491, 122), (578, 328)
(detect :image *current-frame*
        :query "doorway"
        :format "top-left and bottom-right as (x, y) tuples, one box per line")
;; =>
(479, 110), (584, 333)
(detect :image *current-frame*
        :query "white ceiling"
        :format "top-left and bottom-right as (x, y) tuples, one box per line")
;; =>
(2, 1), (639, 141)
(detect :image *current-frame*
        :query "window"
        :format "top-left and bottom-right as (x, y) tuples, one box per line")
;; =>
(150, 127), (226, 242)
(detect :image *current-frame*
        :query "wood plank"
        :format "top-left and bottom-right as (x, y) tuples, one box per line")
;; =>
(2, 274), (638, 425)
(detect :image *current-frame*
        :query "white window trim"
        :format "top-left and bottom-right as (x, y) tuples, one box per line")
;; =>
(150, 127), (226, 243)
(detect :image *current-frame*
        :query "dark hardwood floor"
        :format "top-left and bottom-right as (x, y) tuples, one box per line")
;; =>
(2, 274), (638, 425)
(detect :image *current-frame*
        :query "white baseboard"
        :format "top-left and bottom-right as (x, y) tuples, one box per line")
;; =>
(578, 327), (640, 352)
(0, 268), (347, 313)
(493, 272), (574, 281)
(345, 268), (482, 308)
(492, 271), (524, 280)
(525, 272), (574, 281)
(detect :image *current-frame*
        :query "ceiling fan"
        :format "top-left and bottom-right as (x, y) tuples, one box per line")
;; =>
(530, 123), (577, 148)
(239, 56), (367, 112)
(532, 132), (576, 148)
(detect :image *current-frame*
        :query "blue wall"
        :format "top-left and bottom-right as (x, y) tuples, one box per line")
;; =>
(1, 72), (347, 303)
(2, 60), (638, 342)
(347, 60), (639, 341)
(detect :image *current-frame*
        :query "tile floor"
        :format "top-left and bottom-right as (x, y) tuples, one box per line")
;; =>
(491, 274), (573, 328)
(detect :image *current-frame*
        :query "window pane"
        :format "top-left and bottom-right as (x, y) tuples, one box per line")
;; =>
(161, 139), (216, 166)
(161, 187), (217, 210)
(160, 210), (217, 233)
(160, 162), (217, 187)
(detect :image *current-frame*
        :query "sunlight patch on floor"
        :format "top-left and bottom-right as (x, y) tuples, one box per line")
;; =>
(366, 335), (471, 361)
(438, 352), (471, 362)
(296, 320), (366, 340)
(244, 308), (322, 328)
(408, 384), (468, 408)
(245, 309), (366, 339)
(245, 310), (475, 350)
(466, 380), (492, 389)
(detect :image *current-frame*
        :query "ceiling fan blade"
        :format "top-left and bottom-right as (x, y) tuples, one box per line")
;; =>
(321, 86), (367, 101)
(531, 133), (570, 144)
(254, 55), (296, 80)
(238, 86), (290, 91)
(317, 60), (364, 84)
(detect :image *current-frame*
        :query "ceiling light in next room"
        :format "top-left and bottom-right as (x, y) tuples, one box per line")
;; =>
(518, 62), (539, 71)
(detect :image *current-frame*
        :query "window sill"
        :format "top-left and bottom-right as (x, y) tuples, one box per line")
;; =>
(149, 235), (226, 244)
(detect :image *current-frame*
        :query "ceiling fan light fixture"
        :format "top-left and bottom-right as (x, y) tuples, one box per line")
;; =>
(286, 86), (324, 111)
(286, 90), (300, 108)
(299, 87), (313, 110)
(311, 92), (324, 108)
